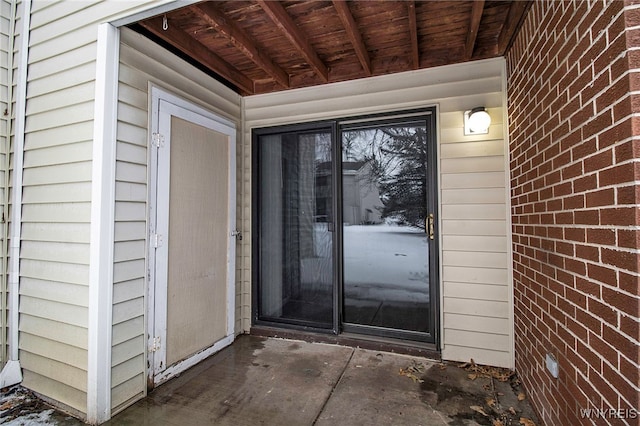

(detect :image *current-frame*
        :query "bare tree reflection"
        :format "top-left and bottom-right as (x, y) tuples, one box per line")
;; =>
(341, 126), (427, 229)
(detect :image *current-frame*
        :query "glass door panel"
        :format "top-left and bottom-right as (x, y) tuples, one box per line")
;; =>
(341, 124), (431, 335)
(257, 130), (334, 328)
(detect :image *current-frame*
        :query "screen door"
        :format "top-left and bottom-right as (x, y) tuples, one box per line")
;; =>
(149, 89), (236, 385)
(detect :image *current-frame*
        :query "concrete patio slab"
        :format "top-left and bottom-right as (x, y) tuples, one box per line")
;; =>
(315, 348), (446, 425)
(106, 336), (354, 425)
(0, 335), (539, 425)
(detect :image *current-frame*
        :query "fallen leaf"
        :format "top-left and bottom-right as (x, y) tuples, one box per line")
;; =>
(517, 392), (526, 401)
(486, 397), (496, 407)
(509, 407), (517, 415)
(468, 373), (478, 380)
(399, 368), (424, 383)
(0, 401), (13, 410)
(493, 420), (505, 426)
(438, 363), (447, 370)
(520, 418), (536, 426)
(470, 405), (489, 416)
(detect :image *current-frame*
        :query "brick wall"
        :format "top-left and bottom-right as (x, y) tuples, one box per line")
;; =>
(506, 1), (639, 425)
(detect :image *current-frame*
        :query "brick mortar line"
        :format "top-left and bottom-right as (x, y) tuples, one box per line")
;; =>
(575, 366), (640, 412)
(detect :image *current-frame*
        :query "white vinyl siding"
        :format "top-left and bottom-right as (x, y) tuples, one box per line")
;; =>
(113, 28), (241, 414)
(17, 0), (178, 416)
(244, 58), (513, 368)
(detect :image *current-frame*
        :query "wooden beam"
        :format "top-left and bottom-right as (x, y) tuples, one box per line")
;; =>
(465, 0), (485, 60)
(139, 17), (254, 94)
(257, 0), (329, 82)
(332, 0), (371, 76)
(497, 1), (531, 55)
(407, 1), (419, 70)
(192, 3), (290, 88)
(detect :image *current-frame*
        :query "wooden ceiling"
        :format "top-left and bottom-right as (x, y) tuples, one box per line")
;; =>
(134, 1), (530, 96)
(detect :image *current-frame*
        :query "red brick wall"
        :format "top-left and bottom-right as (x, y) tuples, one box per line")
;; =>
(506, 1), (639, 425)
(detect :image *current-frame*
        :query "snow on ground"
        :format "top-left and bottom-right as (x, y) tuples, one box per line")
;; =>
(0, 387), (81, 426)
(343, 223), (429, 302)
(1, 410), (56, 426)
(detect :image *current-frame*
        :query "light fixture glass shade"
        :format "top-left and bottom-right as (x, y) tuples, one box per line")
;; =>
(464, 107), (491, 135)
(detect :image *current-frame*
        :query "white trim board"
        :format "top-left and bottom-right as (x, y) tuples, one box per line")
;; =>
(87, 23), (119, 425)
(0, 0), (31, 389)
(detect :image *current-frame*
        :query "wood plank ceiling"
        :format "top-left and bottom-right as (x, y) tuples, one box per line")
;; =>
(133, 1), (531, 96)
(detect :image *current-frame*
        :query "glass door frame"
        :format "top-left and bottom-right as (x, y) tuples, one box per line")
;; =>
(252, 121), (340, 333)
(338, 109), (439, 343)
(252, 108), (439, 346)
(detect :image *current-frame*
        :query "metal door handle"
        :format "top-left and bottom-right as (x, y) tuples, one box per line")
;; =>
(428, 214), (434, 240)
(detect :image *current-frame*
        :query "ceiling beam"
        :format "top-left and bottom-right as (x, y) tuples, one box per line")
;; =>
(465, 0), (484, 60)
(139, 17), (254, 94)
(332, 0), (371, 76)
(407, 1), (419, 70)
(497, 1), (531, 55)
(257, 0), (329, 82)
(192, 3), (290, 88)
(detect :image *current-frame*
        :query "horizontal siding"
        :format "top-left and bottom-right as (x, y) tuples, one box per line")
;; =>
(244, 58), (512, 368)
(440, 102), (511, 367)
(22, 370), (86, 415)
(18, 0), (175, 417)
(111, 28), (241, 413)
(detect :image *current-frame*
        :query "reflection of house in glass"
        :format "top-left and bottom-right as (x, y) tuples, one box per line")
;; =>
(342, 161), (384, 225)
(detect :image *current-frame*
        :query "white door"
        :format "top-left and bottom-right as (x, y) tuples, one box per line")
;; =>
(149, 88), (236, 385)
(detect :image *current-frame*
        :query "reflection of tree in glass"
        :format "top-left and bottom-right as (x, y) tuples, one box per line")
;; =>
(342, 127), (427, 229)
(375, 127), (427, 229)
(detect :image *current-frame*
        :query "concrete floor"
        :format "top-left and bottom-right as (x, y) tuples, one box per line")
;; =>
(105, 335), (539, 426)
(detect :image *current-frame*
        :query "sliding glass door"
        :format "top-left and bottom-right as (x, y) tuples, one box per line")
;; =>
(253, 110), (438, 343)
(255, 125), (335, 329)
(341, 122), (434, 340)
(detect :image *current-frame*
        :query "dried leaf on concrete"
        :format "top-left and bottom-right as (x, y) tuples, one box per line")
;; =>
(459, 359), (515, 382)
(520, 417), (536, 426)
(399, 360), (426, 383)
(470, 405), (489, 416)
(493, 420), (505, 426)
(517, 392), (526, 401)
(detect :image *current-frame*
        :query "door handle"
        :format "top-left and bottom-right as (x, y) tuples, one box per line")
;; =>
(428, 214), (434, 240)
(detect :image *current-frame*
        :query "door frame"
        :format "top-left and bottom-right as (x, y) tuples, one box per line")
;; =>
(147, 86), (237, 386)
(251, 107), (440, 348)
(337, 109), (439, 343)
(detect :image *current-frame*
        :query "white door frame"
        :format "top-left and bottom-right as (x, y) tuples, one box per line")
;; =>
(148, 86), (236, 386)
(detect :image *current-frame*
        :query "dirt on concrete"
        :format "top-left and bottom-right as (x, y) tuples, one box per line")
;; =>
(418, 360), (539, 426)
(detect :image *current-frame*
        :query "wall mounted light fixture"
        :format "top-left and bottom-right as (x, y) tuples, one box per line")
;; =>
(464, 107), (491, 135)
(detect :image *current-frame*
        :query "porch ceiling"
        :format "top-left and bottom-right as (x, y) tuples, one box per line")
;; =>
(132, 1), (531, 96)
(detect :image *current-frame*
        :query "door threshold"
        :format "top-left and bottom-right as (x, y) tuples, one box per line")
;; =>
(250, 325), (440, 360)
